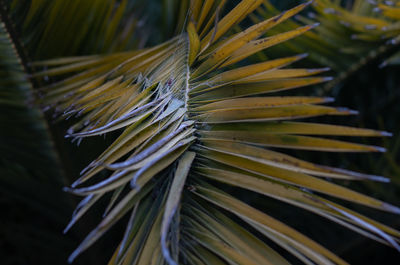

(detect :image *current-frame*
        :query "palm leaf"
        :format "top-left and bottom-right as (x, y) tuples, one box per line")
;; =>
(255, 0), (400, 89)
(8, 0), (158, 59)
(30, 1), (400, 264)
(0, 11), (78, 264)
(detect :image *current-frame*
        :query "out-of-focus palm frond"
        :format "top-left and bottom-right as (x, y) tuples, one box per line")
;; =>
(0, 11), (76, 264)
(29, 0), (400, 264)
(255, 0), (400, 88)
(8, 0), (156, 59)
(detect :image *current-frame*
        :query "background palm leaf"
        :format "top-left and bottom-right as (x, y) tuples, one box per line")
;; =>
(8, 0), (162, 58)
(255, 0), (400, 89)
(0, 12), (82, 264)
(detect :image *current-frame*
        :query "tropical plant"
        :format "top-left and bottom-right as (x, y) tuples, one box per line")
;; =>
(1, 0), (400, 264)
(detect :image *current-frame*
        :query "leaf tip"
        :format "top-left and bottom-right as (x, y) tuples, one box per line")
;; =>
(297, 53), (309, 60)
(351, 34), (359, 40)
(373, 146), (387, 152)
(311, 22), (320, 28)
(337, 107), (358, 115)
(368, 175), (390, 183)
(71, 179), (81, 188)
(379, 61), (388, 68)
(382, 202), (400, 215)
(304, 0), (314, 7)
(307, 67), (330, 73)
(373, 7), (381, 13)
(68, 249), (80, 263)
(63, 222), (73, 234)
(323, 97), (335, 103)
(380, 131), (393, 137)
(63, 186), (72, 192)
(322, 76), (334, 82)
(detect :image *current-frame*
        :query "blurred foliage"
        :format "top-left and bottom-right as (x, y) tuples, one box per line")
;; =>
(256, 0), (400, 84)
(8, 0), (166, 59)
(0, 11), (77, 264)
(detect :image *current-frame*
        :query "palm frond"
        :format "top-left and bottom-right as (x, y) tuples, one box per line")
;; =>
(32, 1), (400, 264)
(8, 0), (156, 59)
(255, 0), (400, 88)
(0, 12), (76, 264)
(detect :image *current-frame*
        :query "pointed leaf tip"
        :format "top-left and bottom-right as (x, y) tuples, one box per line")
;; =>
(297, 53), (309, 59)
(304, 0), (314, 8)
(336, 107), (358, 115)
(311, 22), (320, 28)
(323, 76), (334, 82)
(373, 7), (381, 13)
(373, 146), (387, 152)
(68, 249), (81, 263)
(323, 97), (335, 103)
(379, 61), (388, 69)
(382, 202), (400, 215)
(380, 131), (393, 137)
(71, 179), (82, 188)
(63, 222), (73, 234)
(369, 175), (390, 183)
(307, 68), (330, 73)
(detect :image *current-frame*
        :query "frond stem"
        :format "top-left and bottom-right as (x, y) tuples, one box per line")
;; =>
(184, 34), (190, 113)
(0, 1), (30, 74)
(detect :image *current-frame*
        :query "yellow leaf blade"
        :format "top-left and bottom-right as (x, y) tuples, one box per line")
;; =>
(199, 131), (385, 152)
